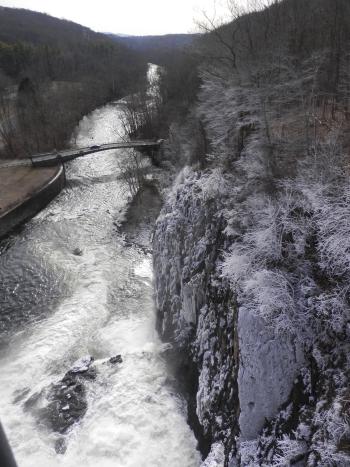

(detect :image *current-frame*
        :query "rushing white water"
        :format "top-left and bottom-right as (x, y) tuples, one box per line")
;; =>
(0, 87), (200, 465)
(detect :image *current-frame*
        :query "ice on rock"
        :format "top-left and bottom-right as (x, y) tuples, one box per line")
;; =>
(201, 443), (225, 467)
(70, 355), (94, 373)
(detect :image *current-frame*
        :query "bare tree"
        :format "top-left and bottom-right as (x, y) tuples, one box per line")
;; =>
(0, 94), (18, 158)
(118, 150), (147, 198)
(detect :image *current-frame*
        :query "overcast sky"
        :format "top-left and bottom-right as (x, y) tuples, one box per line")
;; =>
(0, 0), (234, 35)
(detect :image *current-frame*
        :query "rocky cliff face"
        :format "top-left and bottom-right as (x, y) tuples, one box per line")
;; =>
(153, 168), (305, 465)
(154, 162), (350, 466)
(153, 168), (239, 460)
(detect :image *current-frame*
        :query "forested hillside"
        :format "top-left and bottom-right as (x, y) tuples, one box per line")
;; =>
(151, 0), (350, 465)
(0, 7), (146, 158)
(109, 33), (198, 64)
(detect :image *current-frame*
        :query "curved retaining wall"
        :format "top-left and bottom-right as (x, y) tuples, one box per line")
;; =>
(0, 164), (65, 239)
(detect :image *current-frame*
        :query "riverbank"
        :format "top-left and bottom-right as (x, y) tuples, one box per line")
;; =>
(119, 180), (162, 251)
(0, 164), (65, 238)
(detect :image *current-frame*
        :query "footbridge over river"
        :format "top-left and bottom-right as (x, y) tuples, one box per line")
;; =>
(0, 139), (164, 238)
(0, 139), (164, 169)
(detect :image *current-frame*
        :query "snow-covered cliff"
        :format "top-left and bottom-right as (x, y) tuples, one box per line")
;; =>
(154, 168), (239, 460)
(153, 43), (350, 463)
(153, 159), (350, 465)
(153, 167), (304, 464)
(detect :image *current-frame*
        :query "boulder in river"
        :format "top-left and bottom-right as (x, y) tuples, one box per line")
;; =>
(72, 247), (83, 256)
(42, 356), (97, 435)
(55, 437), (67, 454)
(69, 355), (95, 374)
(20, 354), (123, 453)
(109, 355), (123, 365)
(22, 355), (96, 439)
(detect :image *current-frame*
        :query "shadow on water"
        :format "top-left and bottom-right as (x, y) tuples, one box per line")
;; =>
(119, 180), (162, 250)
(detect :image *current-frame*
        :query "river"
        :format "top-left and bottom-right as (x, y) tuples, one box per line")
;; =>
(0, 76), (201, 466)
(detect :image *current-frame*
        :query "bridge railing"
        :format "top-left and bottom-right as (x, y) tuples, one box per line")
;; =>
(30, 140), (164, 167)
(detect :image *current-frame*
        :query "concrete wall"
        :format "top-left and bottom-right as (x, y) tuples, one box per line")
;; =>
(0, 164), (65, 239)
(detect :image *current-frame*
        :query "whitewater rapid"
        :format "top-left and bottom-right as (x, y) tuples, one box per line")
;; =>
(0, 95), (200, 466)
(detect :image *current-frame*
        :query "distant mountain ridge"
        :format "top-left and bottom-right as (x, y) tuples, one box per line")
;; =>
(108, 33), (198, 51)
(0, 6), (197, 71)
(0, 6), (145, 83)
(108, 33), (198, 65)
(0, 6), (100, 46)
(109, 33), (197, 46)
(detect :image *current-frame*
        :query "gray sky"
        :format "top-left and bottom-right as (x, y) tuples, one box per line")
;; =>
(0, 0), (234, 35)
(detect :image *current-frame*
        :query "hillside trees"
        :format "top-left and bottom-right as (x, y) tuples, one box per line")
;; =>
(192, 0), (350, 184)
(149, 1), (350, 464)
(0, 94), (17, 157)
(164, 0), (350, 341)
(0, 7), (147, 159)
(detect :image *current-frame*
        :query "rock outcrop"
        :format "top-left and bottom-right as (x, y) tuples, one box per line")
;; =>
(153, 168), (306, 465)
(21, 354), (123, 454)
